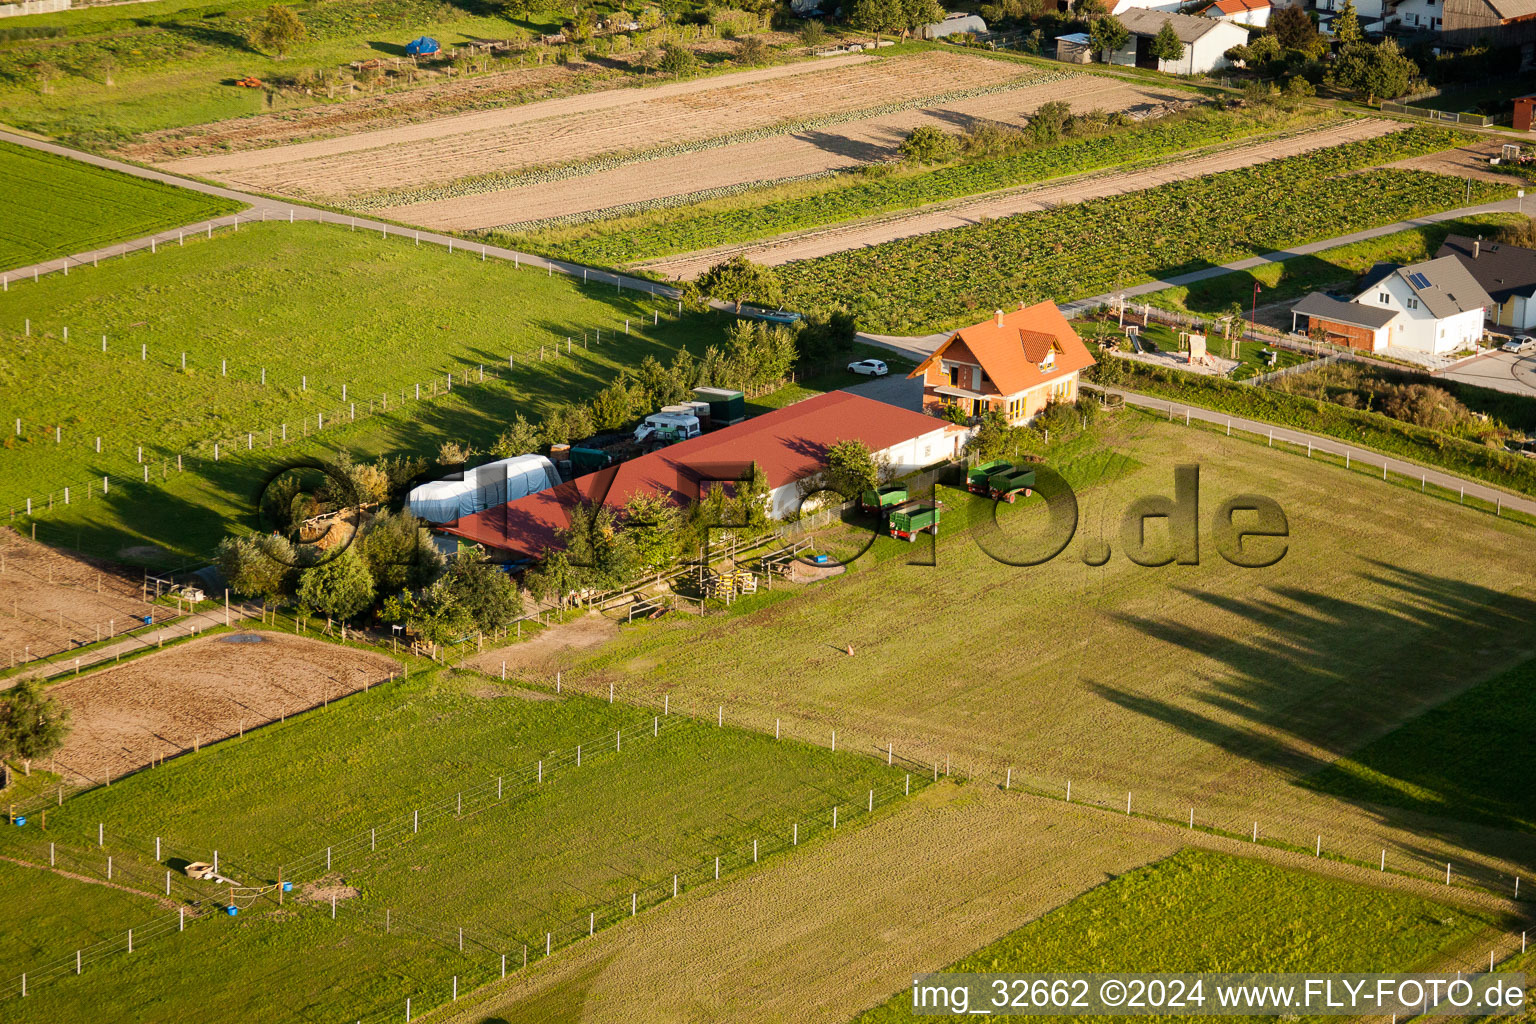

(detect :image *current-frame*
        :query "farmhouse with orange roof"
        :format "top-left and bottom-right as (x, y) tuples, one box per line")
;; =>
(908, 301), (1096, 426)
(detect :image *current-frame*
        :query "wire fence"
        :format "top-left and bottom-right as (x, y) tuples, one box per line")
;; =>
(1, 213), (686, 518)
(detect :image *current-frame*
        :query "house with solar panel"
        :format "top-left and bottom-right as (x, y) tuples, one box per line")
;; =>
(1291, 256), (1491, 356)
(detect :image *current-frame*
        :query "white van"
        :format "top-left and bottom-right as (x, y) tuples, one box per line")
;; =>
(633, 412), (701, 444)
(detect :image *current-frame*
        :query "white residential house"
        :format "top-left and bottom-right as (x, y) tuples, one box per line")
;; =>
(1107, 9), (1250, 74)
(1354, 256), (1492, 354)
(1203, 0), (1272, 26)
(1384, 0), (1443, 30)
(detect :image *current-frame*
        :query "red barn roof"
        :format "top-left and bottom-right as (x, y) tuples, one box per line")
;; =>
(446, 389), (956, 558)
(1210, 0), (1269, 13)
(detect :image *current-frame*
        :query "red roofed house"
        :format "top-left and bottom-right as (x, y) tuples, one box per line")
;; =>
(445, 390), (966, 559)
(908, 301), (1096, 426)
(1203, 0), (1270, 26)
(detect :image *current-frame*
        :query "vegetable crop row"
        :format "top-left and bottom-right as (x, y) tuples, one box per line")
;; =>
(773, 127), (1502, 334)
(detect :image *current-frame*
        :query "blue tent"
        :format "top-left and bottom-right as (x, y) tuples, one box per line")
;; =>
(405, 36), (440, 56)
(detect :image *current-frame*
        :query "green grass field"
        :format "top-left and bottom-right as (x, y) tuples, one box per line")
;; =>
(1304, 655), (1536, 834)
(1139, 212), (1528, 317)
(0, 220), (728, 560)
(773, 128), (1509, 333)
(0, 664), (915, 1022)
(0, 141), (243, 271)
(561, 414), (1536, 867)
(852, 848), (1498, 1022)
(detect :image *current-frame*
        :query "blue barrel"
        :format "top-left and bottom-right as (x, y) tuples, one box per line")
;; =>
(281, 881), (292, 892)
(226, 905), (239, 916)
(142, 615), (153, 625)
(12, 817), (25, 827)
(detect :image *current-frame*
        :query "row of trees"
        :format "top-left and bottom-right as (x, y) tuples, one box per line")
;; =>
(845, 0), (946, 42)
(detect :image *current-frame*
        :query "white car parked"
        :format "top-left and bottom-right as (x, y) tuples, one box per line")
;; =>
(847, 358), (888, 377)
(1501, 336), (1536, 354)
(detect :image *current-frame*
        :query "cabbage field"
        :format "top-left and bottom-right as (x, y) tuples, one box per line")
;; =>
(773, 127), (1509, 334)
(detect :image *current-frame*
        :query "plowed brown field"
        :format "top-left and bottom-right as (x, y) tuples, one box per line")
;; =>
(381, 76), (1189, 232)
(161, 51), (1040, 203)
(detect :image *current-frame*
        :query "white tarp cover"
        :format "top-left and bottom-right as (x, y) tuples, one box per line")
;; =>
(407, 454), (559, 523)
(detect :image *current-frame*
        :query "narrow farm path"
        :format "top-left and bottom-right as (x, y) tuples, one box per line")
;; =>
(636, 118), (1402, 279)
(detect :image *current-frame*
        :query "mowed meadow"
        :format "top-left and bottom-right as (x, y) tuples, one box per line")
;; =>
(0, 141), (243, 271)
(567, 414), (1536, 880)
(0, 666), (917, 1023)
(0, 221), (727, 555)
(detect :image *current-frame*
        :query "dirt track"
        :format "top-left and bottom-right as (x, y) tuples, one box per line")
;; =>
(640, 118), (1404, 279)
(44, 631), (398, 785)
(0, 531), (152, 663)
(464, 613), (619, 679)
(380, 76), (1188, 231)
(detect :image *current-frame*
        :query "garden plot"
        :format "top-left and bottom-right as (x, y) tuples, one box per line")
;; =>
(642, 118), (1403, 279)
(379, 75), (1187, 232)
(42, 631), (398, 784)
(162, 50), (1043, 205)
(0, 530), (152, 662)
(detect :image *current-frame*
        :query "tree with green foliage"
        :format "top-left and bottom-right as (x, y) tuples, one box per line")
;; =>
(246, 4), (307, 58)
(965, 408), (1017, 460)
(739, 462), (772, 533)
(801, 19), (828, 45)
(1089, 15), (1129, 59)
(437, 553), (521, 631)
(658, 42), (698, 77)
(215, 533), (295, 608)
(561, 501), (637, 592)
(796, 305), (858, 363)
(848, 0), (901, 42)
(696, 255), (781, 313)
(357, 510), (445, 594)
(825, 439), (882, 499)
(297, 547), (375, 625)
(522, 550), (580, 609)
(622, 492), (683, 571)
(898, 0), (945, 37)
(898, 125), (957, 164)
(381, 588), (474, 647)
(490, 414), (543, 457)
(590, 376), (642, 430)
(1332, 0), (1362, 45)
(1330, 39), (1417, 103)
(540, 402), (596, 446)
(1272, 5), (1317, 49)
(1148, 22), (1184, 65)
(1026, 100), (1071, 144)
(0, 680), (70, 767)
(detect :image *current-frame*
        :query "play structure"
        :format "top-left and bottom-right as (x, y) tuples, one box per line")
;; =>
(1182, 331), (1217, 368)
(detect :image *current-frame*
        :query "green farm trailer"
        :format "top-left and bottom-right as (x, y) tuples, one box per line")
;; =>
(888, 500), (941, 541)
(985, 464), (1036, 503)
(966, 459), (1009, 494)
(861, 483), (908, 515)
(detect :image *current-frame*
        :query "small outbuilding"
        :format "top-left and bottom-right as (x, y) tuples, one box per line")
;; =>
(1055, 31), (1096, 62)
(1202, 0), (1271, 25)
(405, 36), (441, 56)
(1108, 9), (1249, 74)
